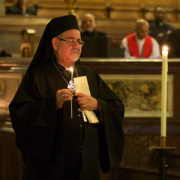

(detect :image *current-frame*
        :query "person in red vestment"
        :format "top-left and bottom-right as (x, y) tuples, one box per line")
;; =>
(121, 19), (161, 59)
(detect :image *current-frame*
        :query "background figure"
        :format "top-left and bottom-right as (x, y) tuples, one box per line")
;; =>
(0, 50), (12, 57)
(9, 15), (124, 179)
(6, 0), (37, 15)
(150, 6), (175, 46)
(121, 19), (160, 59)
(81, 13), (107, 38)
(165, 29), (180, 58)
(81, 13), (108, 57)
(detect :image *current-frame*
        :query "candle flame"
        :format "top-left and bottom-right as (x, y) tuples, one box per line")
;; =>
(162, 46), (168, 51)
(69, 67), (73, 72)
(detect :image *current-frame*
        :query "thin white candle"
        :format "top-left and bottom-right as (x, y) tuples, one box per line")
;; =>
(69, 67), (74, 119)
(71, 98), (73, 119)
(161, 46), (168, 137)
(69, 67), (73, 81)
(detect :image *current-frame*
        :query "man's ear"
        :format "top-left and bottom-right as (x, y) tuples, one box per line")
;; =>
(52, 37), (58, 51)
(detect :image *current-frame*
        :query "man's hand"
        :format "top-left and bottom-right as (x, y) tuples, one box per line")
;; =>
(56, 89), (74, 109)
(75, 93), (98, 111)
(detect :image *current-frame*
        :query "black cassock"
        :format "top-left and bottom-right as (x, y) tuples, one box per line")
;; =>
(9, 60), (124, 180)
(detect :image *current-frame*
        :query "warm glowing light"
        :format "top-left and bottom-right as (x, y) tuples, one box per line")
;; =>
(69, 67), (73, 72)
(163, 46), (168, 52)
(162, 46), (168, 51)
(26, 29), (36, 34)
(162, 46), (168, 56)
(69, 67), (74, 81)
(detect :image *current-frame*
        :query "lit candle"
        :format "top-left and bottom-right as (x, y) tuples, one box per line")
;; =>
(69, 67), (73, 81)
(161, 46), (168, 137)
(69, 67), (74, 119)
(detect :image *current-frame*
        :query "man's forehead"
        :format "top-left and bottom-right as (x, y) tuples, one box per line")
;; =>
(84, 15), (95, 21)
(137, 24), (149, 29)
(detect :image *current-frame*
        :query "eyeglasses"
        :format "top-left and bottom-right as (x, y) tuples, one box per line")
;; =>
(57, 37), (84, 47)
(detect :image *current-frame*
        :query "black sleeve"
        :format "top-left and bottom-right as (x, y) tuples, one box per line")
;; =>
(9, 70), (57, 166)
(95, 75), (125, 172)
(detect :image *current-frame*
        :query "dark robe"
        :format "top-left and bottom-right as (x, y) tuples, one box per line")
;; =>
(81, 30), (108, 57)
(81, 30), (107, 38)
(165, 29), (180, 58)
(149, 21), (175, 45)
(9, 60), (124, 180)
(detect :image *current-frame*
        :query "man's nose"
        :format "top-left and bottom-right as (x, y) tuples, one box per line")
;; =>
(72, 41), (80, 47)
(87, 21), (91, 25)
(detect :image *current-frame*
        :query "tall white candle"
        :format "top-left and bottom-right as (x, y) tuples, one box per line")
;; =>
(161, 46), (168, 137)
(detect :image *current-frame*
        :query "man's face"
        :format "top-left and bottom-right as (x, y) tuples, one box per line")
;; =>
(82, 15), (96, 33)
(136, 24), (149, 39)
(155, 7), (166, 22)
(53, 29), (82, 67)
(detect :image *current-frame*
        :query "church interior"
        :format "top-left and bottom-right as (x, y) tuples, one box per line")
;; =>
(0, 0), (180, 179)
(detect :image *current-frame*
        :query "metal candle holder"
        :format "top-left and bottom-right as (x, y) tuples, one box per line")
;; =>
(149, 137), (176, 180)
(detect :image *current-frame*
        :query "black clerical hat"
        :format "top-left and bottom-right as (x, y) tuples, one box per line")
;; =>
(48, 15), (79, 39)
(28, 15), (79, 69)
